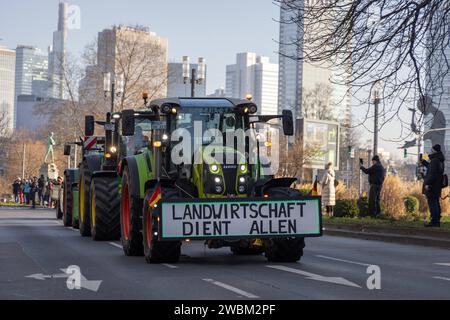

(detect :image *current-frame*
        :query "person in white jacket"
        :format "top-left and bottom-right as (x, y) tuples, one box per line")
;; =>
(321, 162), (336, 216)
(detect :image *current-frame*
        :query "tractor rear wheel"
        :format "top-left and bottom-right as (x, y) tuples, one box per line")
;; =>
(63, 181), (72, 227)
(90, 176), (120, 241)
(263, 187), (305, 262)
(120, 168), (143, 256)
(79, 166), (92, 237)
(143, 188), (181, 263)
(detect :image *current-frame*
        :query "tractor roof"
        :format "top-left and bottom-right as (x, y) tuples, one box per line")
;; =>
(149, 97), (256, 110)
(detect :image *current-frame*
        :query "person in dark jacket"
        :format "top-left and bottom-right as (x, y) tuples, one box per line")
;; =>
(29, 177), (39, 209)
(360, 155), (385, 217)
(12, 179), (21, 203)
(422, 144), (445, 227)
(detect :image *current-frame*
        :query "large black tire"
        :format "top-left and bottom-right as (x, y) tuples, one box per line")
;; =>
(63, 182), (72, 227)
(143, 188), (181, 263)
(90, 175), (121, 241)
(120, 168), (143, 256)
(263, 187), (305, 262)
(79, 164), (91, 237)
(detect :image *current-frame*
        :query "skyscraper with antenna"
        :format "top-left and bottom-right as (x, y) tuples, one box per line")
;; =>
(48, 2), (68, 99)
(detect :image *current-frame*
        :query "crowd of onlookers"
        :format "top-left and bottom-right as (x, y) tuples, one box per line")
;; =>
(12, 175), (63, 209)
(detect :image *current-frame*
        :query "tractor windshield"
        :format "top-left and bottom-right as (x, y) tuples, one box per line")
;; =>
(171, 106), (246, 146)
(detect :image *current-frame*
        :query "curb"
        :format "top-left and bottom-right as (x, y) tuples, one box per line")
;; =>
(324, 227), (450, 249)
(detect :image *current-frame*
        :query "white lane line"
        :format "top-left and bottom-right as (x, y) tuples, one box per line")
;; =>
(108, 242), (123, 249)
(433, 276), (450, 282)
(162, 263), (179, 269)
(316, 255), (371, 267)
(202, 279), (259, 299)
(434, 263), (450, 267)
(267, 265), (361, 288)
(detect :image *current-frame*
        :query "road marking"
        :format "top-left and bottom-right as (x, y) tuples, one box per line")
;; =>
(434, 263), (450, 267)
(316, 255), (371, 267)
(433, 276), (450, 282)
(54, 221), (63, 225)
(162, 263), (179, 269)
(266, 265), (361, 288)
(108, 242), (122, 249)
(203, 279), (259, 299)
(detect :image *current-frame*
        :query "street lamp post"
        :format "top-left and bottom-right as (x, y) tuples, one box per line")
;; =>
(103, 72), (124, 113)
(182, 56), (205, 98)
(372, 81), (382, 156)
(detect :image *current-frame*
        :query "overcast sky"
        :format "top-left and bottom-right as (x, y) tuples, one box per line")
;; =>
(0, 0), (407, 157)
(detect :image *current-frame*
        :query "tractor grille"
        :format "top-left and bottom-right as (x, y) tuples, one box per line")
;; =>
(222, 165), (237, 195)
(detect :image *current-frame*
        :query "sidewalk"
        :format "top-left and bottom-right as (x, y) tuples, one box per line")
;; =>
(323, 221), (450, 249)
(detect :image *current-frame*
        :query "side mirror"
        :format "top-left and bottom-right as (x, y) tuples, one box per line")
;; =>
(64, 144), (71, 156)
(282, 110), (294, 136)
(122, 109), (135, 136)
(85, 115), (95, 136)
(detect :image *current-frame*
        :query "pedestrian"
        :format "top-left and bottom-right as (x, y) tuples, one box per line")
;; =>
(321, 162), (336, 216)
(12, 178), (20, 203)
(38, 175), (45, 206)
(422, 144), (445, 227)
(29, 177), (39, 209)
(360, 155), (385, 217)
(47, 179), (54, 208)
(23, 180), (31, 205)
(18, 178), (24, 204)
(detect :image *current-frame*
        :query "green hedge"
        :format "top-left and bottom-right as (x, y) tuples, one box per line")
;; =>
(357, 197), (369, 217)
(334, 199), (359, 218)
(404, 196), (419, 215)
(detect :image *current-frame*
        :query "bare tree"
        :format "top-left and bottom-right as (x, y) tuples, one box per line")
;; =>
(276, 0), (450, 133)
(278, 134), (324, 178)
(301, 83), (335, 120)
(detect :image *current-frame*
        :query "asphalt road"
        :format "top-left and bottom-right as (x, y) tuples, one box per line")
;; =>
(1, 207), (450, 300)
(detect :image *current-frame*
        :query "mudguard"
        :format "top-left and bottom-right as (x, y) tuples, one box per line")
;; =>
(253, 177), (297, 196)
(121, 151), (155, 200)
(83, 154), (102, 174)
(91, 170), (118, 179)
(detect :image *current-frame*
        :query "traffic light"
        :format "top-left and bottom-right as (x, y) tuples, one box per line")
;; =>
(404, 148), (408, 158)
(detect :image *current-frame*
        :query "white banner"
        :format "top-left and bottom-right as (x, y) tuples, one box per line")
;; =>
(161, 199), (321, 239)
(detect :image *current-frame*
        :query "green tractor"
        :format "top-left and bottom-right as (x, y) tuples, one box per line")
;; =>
(78, 113), (122, 240)
(79, 110), (161, 241)
(119, 98), (322, 263)
(61, 136), (105, 229)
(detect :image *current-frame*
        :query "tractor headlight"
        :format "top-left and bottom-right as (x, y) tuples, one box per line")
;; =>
(239, 164), (247, 173)
(239, 176), (246, 183)
(110, 146), (117, 153)
(214, 177), (222, 184)
(215, 185), (223, 193)
(237, 175), (248, 194)
(210, 164), (219, 173)
(238, 185), (246, 193)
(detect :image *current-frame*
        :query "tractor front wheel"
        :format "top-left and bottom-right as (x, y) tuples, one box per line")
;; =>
(90, 176), (120, 241)
(63, 181), (72, 227)
(143, 188), (181, 263)
(263, 187), (305, 262)
(79, 168), (91, 237)
(120, 168), (143, 256)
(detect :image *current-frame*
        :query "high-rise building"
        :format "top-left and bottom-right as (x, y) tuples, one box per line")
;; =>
(14, 45), (48, 126)
(226, 52), (278, 115)
(48, 2), (68, 99)
(424, 8), (450, 172)
(208, 87), (226, 98)
(0, 46), (16, 132)
(167, 61), (206, 97)
(277, 0), (351, 127)
(96, 26), (168, 109)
